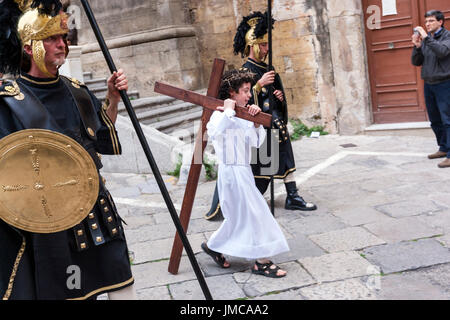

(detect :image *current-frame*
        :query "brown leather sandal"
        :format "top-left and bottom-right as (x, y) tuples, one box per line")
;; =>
(201, 242), (230, 268)
(252, 260), (286, 278)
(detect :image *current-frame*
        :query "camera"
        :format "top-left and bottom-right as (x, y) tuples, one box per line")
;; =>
(413, 27), (420, 35)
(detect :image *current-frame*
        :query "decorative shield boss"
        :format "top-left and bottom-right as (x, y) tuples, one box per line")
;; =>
(0, 129), (99, 233)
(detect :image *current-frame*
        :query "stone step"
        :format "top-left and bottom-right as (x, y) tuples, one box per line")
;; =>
(89, 85), (108, 97)
(170, 121), (199, 143)
(84, 77), (107, 89)
(83, 71), (93, 81)
(149, 109), (203, 133)
(95, 91), (140, 103)
(118, 95), (178, 115)
(137, 102), (200, 125)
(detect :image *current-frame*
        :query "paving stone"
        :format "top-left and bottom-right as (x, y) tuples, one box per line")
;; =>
(309, 227), (385, 253)
(364, 216), (441, 243)
(298, 251), (376, 283)
(436, 234), (450, 248)
(279, 213), (348, 236)
(394, 170), (443, 184)
(429, 192), (450, 208)
(136, 285), (172, 300)
(131, 256), (198, 290)
(416, 210), (450, 234)
(374, 197), (444, 218)
(377, 271), (449, 300)
(380, 183), (429, 200)
(197, 253), (252, 277)
(273, 235), (325, 264)
(187, 217), (225, 235)
(332, 206), (392, 226)
(138, 180), (172, 194)
(129, 233), (206, 264)
(422, 180), (450, 194)
(309, 183), (369, 207)
(299, 278), (377, 300)
(362, 239), (450, 274)
(169, 274), (246, 300)
(109, 186), (143, 198)
(413, 263), (450, 294)
(125, 222), (177, 243)
(252, 289), (306, 300)
(234, 262), (315, 298)
(98, 135), (450, 300)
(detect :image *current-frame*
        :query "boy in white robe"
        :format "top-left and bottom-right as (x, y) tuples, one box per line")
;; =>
(201, 70), (290, 278)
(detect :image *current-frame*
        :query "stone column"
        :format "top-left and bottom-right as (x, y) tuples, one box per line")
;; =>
(326, 0), (372, 134)
(59, 45), (84, 80)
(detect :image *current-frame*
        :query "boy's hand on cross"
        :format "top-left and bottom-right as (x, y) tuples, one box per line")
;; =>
(248, 104), (261, 127)
(217, 99), (236, 112)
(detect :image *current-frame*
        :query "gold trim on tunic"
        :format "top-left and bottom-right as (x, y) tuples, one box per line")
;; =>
(2, 236), (26, 300)
(67, 277), (135, 300)
(254, 168), (296, 180)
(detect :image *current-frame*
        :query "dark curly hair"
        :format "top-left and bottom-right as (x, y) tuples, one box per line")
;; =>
(218, 69), (256, 100)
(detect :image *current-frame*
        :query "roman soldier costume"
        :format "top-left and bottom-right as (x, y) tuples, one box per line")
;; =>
(204, 11), (316, 220)
(0, 0), (133, 300)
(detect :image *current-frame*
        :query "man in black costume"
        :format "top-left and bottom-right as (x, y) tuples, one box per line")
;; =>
(0, 0), (135, 300)
(205, 11), (317, 220)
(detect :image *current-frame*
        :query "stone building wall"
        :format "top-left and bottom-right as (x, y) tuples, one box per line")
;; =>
(75, 0), (372, 134)
(73, 0), (205, 98)
(187, 0), (371, 134)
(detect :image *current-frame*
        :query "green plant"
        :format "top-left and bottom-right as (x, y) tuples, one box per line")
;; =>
(203, 155), (217, 181)
(167, 154), (182, 178)
(289, 118), (328, 141)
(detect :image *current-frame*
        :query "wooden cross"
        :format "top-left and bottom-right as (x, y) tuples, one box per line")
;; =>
(154, 58), (272, 275)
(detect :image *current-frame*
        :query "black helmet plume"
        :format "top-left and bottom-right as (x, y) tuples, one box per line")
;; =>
(0, 0), (63, 76)
(31, 0), (62, 16)
(0, 0), (23, 75)
(233, 11), (275, 57)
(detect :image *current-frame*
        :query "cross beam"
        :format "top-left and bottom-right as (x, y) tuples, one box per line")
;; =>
(154, 59), (272, 275)
(154, 83), (272, 128)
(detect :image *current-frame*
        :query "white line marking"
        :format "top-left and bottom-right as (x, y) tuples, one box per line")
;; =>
(114, 197), (182, 210)
(274, 150), (429, 198)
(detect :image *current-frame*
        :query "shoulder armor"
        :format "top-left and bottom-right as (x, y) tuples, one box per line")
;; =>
(60, 75), (86, 89)
(0, 80), (24, 100)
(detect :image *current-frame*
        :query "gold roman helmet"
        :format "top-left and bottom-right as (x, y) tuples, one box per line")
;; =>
(233, 11), (273, 63)
(0, 0), (68, 77)
(244, 17), (269, 60)
(18, 1), (69, 77)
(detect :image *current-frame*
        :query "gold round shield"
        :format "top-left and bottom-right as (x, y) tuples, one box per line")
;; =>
(0, 129), (100, 233)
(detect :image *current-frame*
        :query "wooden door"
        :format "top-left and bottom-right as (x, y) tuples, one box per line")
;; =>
(363, 0), (450, 124)
(363, 0), (426, 124)
(419, 0), (450, 25)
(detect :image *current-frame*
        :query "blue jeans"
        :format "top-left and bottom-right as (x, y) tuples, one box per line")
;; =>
(424, 79), (450, 157)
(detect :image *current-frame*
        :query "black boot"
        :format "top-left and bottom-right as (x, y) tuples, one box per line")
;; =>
(284, 182), (317, 211)
(204, 183), (223, 221)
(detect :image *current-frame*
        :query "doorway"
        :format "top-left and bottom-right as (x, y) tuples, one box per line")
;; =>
(362, 0), (450, 124)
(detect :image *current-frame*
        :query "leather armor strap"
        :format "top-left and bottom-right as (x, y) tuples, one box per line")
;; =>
(2, 85), (60, 130)
(73, 223), (89, 252)
(60, 77), (102, 142)
(85, 208), (106, 247)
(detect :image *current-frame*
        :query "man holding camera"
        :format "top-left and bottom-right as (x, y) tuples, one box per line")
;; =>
(412, 10), (450, 168)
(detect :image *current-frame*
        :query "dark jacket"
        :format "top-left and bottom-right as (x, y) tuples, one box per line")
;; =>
(412, 28), (450, 84)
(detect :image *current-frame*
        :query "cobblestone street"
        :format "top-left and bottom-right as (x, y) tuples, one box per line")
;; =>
(101, 133), (450, 300)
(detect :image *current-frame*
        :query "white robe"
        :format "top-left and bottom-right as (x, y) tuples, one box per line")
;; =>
(206, 109), (290, 259)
